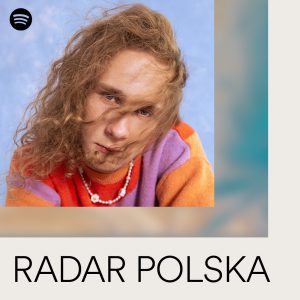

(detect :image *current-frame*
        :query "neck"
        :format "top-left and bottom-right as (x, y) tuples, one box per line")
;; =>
(83, 163), (129, 184)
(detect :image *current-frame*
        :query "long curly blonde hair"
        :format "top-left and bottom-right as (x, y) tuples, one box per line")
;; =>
(13, 4), (187, 179)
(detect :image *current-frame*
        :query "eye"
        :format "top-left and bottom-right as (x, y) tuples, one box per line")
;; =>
(104, 94), (116, 102)
(100, 93), (120, 105)
(136, 107), (153, 117)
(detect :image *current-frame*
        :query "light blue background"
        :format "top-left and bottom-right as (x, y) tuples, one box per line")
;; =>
(0, 0), (214, 205)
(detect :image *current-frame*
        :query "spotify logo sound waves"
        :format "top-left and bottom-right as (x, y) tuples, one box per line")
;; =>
(10, 8), (32, 31)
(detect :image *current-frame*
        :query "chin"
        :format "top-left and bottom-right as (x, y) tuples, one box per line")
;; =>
(84, 147), (132, 173)
(85, 155), (125, 173)
(86, 161), (119, 173)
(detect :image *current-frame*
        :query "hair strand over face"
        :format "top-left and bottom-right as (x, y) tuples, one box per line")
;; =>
(13, 3), (188, 179)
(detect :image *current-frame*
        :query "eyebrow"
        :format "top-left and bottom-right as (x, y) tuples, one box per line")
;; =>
(97, 82), (126, 98)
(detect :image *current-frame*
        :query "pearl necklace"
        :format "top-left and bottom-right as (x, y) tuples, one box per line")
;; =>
(78, 160), (134, 205)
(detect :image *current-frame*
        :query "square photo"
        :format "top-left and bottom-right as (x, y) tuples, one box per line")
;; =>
(1, 1), (214, 208)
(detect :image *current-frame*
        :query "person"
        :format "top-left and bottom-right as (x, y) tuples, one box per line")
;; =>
(6, 4), (214, 207)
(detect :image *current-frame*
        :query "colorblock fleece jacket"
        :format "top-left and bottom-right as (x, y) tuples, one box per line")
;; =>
(6, 122), (214, 207)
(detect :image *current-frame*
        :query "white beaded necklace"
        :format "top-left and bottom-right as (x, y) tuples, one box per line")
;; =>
(78, 160), (134, 205)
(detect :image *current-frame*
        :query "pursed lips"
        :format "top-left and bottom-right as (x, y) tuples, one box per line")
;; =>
(95, 143), (122, 153)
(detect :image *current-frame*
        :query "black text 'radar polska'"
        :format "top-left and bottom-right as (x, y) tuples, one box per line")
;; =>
(10, 8), (32, 31)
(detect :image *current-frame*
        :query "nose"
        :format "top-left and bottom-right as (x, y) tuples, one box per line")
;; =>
(104, 113), (130, 141)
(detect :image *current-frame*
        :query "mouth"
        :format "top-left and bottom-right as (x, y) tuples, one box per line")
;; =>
(95, 143), (122, 153)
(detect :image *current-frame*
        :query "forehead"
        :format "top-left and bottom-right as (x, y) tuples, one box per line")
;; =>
(99, 49), (169, 102)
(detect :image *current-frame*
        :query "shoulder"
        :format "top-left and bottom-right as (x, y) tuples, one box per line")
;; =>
(6, 152), (63, 206)
(160, 121), (208, 171)
(173, 121), (195, 141)
(173, 121), (207, 159)
(143, 121), (206, 178)
(163, 121), (205, 157)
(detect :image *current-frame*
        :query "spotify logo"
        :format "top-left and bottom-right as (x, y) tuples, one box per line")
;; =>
(10, 8), (32, 31)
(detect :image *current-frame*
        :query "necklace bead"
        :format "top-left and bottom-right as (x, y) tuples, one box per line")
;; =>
(79, 160), (134, 205)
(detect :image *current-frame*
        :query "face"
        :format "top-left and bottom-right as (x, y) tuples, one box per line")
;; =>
(81, 49), (168, 173)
